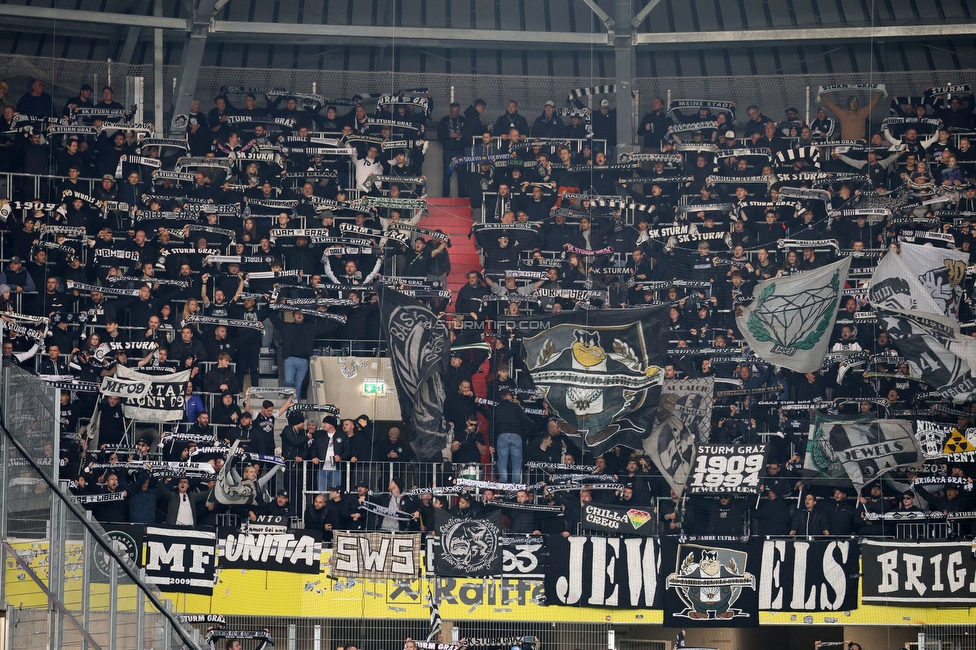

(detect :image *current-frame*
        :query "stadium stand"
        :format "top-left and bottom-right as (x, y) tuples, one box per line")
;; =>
(2, 2), (976, 648)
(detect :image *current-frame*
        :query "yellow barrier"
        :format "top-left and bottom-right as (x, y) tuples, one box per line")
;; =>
(5, 540), (973, 625)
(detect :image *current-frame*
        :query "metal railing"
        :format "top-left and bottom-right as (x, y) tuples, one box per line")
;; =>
(0, 364), (204, 650)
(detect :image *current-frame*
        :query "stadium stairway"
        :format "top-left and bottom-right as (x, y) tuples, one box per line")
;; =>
(420, 198), (480, 307)
(419, 198), (492, 400)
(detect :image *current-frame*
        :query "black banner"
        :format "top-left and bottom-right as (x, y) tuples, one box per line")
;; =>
(217, 528), (322, 573)
(432, 510), (503, 577)
(687, 444), (766, 494)
(662, 539), (760, 626)
(380, 286), (451, 462)
(92, 524), (145, 583)
(521, 305), (669, 456)
(143, 525), (216, 595)
(544, 535), (661, 608)
(581, 503), (656, 536)
(861, 540), (976, 604)
(427, 534), (545, 579)
(759, 540), (859, 611)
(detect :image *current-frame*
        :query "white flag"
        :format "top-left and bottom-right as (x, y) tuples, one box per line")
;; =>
(737, 257), (851, 373)
(869, 242), (968, 318)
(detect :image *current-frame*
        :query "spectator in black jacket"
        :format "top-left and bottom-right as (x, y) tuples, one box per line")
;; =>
(708, 494), (744, 536)
(532, 101), (565, 138)
(438, 103), (466, 197)
(16, 79), (55, 117)
(790, 493), (830, 536)
(373, 427), (416, 472)
(508, 489), (542, 534)
(488, 387), (534, 484)
(824, 487), (860, 536)
(320, 487), (357, 539)
(493, 101), (529, 139)
(169, 326), (208, 365)
(752, 487), (793, 536)
(249, 489), (291, 521)
(451, 414), (486, 465)
(281, 411), (310, 462)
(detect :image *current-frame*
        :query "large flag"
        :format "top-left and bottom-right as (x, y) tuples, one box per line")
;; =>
(379, 286), (451, 461)
(522, 305), (668, 455)
(805, 414), (923, 489)
(736, 258), (850, 373)
(110, 366), (192, 421)
(877, 307), (976, 400)
(644, 378), (713, 498)
(869, 242), (968, 318)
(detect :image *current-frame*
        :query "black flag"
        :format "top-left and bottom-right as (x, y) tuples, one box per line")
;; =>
(432, 509), (503, 577)
(379, 286), (452, 461)
(521, 305), (669, 455)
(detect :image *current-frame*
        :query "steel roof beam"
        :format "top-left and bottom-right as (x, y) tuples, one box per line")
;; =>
(0, 5), (185, 30)
(634, 23), (976, 46)
(207, 21), (613, 47)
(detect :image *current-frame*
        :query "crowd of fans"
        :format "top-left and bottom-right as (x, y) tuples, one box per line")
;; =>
(1, 75), (975, 543)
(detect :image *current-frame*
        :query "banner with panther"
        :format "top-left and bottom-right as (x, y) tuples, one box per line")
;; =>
(522, 306), (669, 456)
(432, 510), (503, 577)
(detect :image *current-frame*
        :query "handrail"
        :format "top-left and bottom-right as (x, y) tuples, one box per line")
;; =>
(0, 384), (205, 650)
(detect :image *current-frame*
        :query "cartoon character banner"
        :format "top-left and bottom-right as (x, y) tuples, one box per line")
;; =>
(662, 538), (761, 627)
(522, 306), (669, 455)
(645, 378), (714, 498)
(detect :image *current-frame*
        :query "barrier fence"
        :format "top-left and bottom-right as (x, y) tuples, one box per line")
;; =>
(0, 361), (204, 650)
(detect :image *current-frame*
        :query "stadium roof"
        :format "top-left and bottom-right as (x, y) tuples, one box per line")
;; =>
(1, 0), (974, 77)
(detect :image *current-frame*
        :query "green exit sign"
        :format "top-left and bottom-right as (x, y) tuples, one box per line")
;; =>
(363, 381), (386, 395)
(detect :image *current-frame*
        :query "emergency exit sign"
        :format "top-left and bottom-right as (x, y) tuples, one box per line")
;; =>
(362, 380), (387, 396)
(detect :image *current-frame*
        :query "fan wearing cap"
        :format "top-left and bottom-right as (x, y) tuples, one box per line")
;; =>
(0, 255), (36, 294)
(309, 415), (343, 492)
(250, 488), (291, 522)
(779, 107), (806, 138)
(367, 476), (420, 532)
(531, 100), (565, 139)
(317, 484), (357, 539)
(588, 98), (617, 158)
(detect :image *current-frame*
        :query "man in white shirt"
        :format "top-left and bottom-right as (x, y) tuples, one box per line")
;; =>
(165, 477), (208, 526)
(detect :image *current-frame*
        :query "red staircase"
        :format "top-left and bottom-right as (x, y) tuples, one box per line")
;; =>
(421, 198), (481, 307)
(421, 198), (491, 399)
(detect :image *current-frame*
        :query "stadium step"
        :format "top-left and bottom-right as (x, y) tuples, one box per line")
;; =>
(421, 198), (480, 306)
(420, 198), (492, 401)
